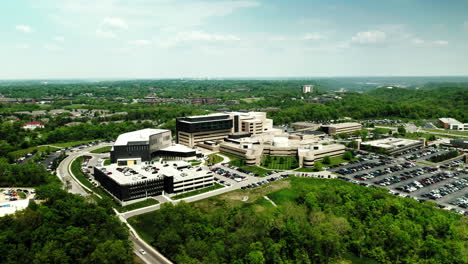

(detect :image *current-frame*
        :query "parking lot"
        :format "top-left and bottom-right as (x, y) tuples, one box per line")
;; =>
(330, 149), (468, 215)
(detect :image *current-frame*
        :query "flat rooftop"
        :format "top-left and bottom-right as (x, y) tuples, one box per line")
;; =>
(439, 118), (462, 125)
(95, 160), (210, 185)
(361, 137), (421, 149)
(114, 128), (169, 146)
(160, 144), (195, 153)
(322, 122), (361, 128)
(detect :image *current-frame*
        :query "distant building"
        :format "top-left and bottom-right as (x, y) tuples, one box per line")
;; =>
(224, 100), (240, 105)
(190, 97), (218, 105)
(94, 160), (214, 204)
(176, 112), (273, 147)
(22, 121), (45, 130)
(291, 122), (320, 131)
(321, 123), (362, 135)
(438, 118), (467, 131)
(361, 137), (424, 155)
(302, 85), (314, 93)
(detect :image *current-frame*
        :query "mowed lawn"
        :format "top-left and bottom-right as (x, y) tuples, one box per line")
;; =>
(261, 156), (299, 170)
(315, 155), (356, 168)
(225, 153), (272, 176)
(90, 146), (112, 153)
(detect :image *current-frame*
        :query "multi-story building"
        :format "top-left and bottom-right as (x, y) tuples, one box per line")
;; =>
(94, 161), (215, 204)
(321, 122), (362, 135)
(176, 112), (273, 147)
(219, 132), (345, 168)
(110, 128), (172, 163)
(302, 85), (314, 93)
(291, 122), (320, 131)
(360, 137), (424, 155)
(176, 113), (234, 147)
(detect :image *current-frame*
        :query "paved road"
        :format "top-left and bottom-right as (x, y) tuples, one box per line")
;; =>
(57, 142), (173, 264)
(56, 143), (112, 196)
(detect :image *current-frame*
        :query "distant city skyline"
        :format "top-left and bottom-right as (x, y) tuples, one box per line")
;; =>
(1, 0), (468, 79)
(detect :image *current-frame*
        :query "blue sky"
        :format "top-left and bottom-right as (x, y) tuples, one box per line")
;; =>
(1, 0), (468, 79)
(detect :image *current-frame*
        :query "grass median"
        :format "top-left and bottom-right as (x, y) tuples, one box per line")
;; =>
(172, 183), (224, 200)
(90, 146), (112, 153)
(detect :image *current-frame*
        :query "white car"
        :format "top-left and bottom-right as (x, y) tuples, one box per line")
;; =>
(139, 249), (146, 255)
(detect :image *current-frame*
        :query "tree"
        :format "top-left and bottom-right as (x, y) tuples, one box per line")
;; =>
(313, 162), (322, 171)
(397, 126), (406, 135)
(322, 156), (331, 165)
(343, 151), (354, 161)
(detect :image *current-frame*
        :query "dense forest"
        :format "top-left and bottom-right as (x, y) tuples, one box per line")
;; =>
(0, 184), (133, 263)
(130, 178), (467, 264)
(0, 159), (56, 186)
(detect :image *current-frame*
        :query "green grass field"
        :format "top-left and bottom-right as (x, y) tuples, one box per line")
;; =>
(261, 155), (299, 170)
(52, 139), (100, 148)
(103, 159), (111, 165)
(315, 155), (357, 168)
(225, 153), (272, 176)
(118, 199), (159, 213)
(205, 153), (224, 165)
(70, 156), (95, 190)
(172, 183), (224, 200)
(423, 128), (468, 137)
(90, 146), (112, 153)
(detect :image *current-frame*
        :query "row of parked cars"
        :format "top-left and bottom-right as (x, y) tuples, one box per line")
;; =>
(212, 167), (246, 183)
(241, 174), (291, 190)
(449, 194), (468, 209)
(1, 188), (33, 201)
(375, 166), (436, 186)
(336, 159), (393, 175)
(440, 159), (465, 170)
(396, 172), (455, 193)
(220, 163), (258, 177)
(421, 178), (467, 200)
(403, 147), (443, 161)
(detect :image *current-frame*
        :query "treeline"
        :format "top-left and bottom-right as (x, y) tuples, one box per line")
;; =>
(269, 87), (467, 124)
(0, 184), (133, 263)
(0, 159), (56, 187)
(131, 178), (467, 264)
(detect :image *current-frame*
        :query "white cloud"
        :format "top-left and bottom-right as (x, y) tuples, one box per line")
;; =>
(129, 39), (151, 46)
(433, 40), (448, 46)
(303, 33), (326, 41)
(15, 25), (32, 33)
(411, 38), (425, 45)
(412, 38), (448, 47)
(174, 31), (240, 42)
(53, 36), (65, 42)
(102, 17), (128, 30)
(96, 17), (128, 38)
(351, 30), (386, 44)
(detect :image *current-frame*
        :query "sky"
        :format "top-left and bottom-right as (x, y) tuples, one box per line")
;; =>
(1, 0), (468, 79)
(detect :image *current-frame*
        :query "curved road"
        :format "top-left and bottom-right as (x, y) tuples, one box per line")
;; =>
(56, 142), (172, 264)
